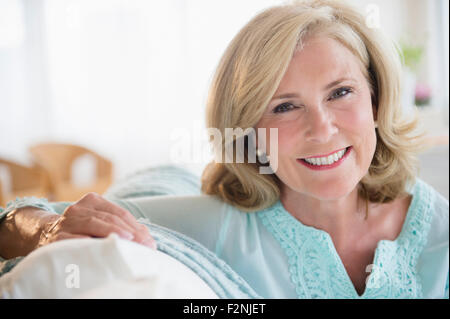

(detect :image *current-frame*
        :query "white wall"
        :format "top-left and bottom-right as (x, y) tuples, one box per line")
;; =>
(0, 0), (448, 183)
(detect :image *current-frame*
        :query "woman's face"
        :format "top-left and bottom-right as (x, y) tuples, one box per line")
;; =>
(255, 36), (377, 200)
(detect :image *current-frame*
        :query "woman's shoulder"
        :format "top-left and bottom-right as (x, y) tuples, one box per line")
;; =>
(412, 178), (448, 219)
(411, 178), (448, 244)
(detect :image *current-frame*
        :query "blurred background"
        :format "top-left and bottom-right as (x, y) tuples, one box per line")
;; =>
(0, 0), (448, 205)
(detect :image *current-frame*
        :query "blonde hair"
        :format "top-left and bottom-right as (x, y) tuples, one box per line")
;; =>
(201, 0), (426, 212)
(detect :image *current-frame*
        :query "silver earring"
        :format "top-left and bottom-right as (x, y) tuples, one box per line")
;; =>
(374, 121), (378, 128)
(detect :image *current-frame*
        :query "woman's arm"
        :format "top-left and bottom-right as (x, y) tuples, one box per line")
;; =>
(118, 194), (230, 255)
(0, 193), (157, 260)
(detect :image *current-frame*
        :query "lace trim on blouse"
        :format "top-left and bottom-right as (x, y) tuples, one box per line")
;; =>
(257, 179), (434, 299)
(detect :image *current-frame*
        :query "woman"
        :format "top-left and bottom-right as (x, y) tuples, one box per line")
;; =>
(0, 0), (448, 298)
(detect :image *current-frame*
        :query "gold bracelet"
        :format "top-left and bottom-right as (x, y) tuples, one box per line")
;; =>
(40, 217), (60, 244)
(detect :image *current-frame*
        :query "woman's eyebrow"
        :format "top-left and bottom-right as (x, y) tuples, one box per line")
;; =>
(271, 93), (299, 101)
(271, 77), (357, 101)
(323, 77), (356, 91)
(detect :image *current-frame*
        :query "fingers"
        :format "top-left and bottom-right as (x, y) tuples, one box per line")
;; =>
(63, 214), (155, 249)
(60, 193), (157, 249)
(135, 223), (157, 249)
(78, 208), (155, 248)
(80, 193), (149, 235)
(87, 209), (136, 237)
(68, 215), (135, 240)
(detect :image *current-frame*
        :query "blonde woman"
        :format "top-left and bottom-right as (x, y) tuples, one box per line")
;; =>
(0, 0), (448, 298)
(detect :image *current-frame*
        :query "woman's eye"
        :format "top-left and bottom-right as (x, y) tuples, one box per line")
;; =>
(272, 102), (297, 113)
(329, 87), (352, 100)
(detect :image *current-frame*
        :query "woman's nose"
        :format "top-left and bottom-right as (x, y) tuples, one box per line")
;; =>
(304, 106), (338, 143)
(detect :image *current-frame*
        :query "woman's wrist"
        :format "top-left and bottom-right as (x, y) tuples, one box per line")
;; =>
(37, 213), (61, 249)
(0, 207), (60, 259)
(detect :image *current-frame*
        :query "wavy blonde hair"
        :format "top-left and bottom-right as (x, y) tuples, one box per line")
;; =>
(201, 0), (426, 212)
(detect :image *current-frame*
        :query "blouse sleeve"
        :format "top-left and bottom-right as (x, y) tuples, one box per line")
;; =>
(113, 194), (230, 255)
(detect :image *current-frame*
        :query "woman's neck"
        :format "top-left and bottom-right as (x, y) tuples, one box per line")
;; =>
(280, 185), (369, 248)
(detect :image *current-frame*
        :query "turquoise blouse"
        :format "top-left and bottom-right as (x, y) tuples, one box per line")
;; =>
(0, 166), (448, 299)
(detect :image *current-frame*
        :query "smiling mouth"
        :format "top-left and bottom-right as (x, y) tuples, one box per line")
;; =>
(299, 146), (351, 166)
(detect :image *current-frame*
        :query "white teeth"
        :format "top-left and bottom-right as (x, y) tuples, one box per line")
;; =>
(303, 148), (347, 166)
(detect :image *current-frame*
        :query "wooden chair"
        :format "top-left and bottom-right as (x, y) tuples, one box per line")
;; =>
(29, 143), (113, 202)
(0, 158), (50, 207)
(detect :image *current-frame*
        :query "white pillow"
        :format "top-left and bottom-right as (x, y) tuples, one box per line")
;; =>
(0, 233), (218, 299)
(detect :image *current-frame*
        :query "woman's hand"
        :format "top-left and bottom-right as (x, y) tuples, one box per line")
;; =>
(38, 192), (157, 250)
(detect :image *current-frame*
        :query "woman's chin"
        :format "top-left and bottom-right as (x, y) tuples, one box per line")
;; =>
(306, 181), (358, 201)
(277, 167), (362, 201)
